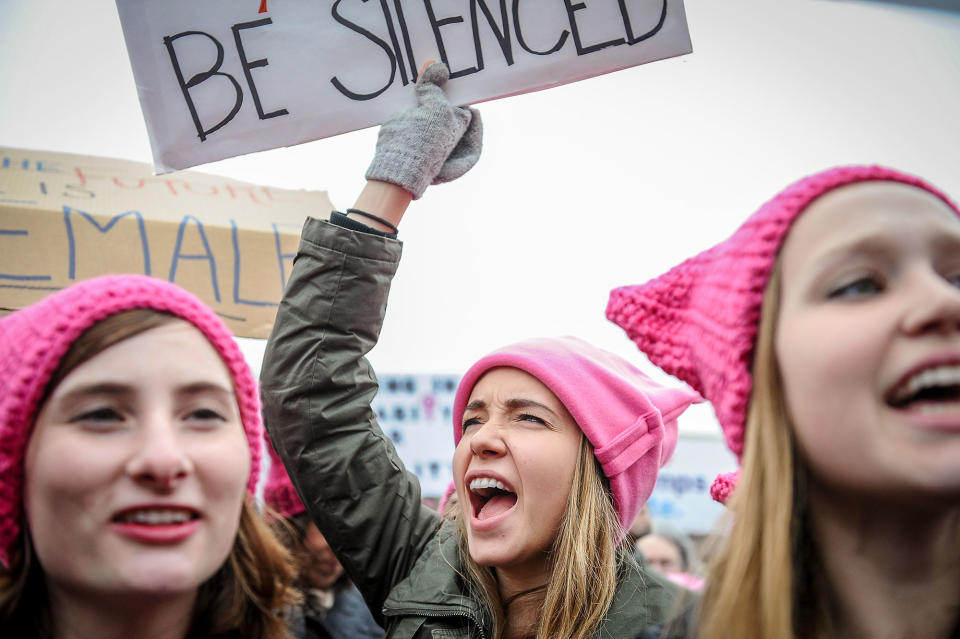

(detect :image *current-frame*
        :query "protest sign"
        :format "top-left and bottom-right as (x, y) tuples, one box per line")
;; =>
(0, 147), (332, 338)
(115, 0), (692, 173)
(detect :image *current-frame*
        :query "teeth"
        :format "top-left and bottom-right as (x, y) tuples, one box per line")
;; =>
(469, 477), (507, 492)
(892, 365), (960, 404)
(118, 509), (193, 525)
(913, 401), (960, 415)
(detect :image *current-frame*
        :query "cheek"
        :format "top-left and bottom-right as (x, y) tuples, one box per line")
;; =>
(778, 314), (881, 428)
(451, 439), (471, 493)
(517, 439), (579, 519)
(24, 433), (119, 573)
(197, 433), (252, 510)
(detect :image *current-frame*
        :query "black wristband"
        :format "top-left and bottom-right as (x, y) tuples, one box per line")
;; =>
(346, 208), (400, 235)
(329, 211), (397, 239)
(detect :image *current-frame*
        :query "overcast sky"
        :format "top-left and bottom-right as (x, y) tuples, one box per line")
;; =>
(2, 0), (958, 435)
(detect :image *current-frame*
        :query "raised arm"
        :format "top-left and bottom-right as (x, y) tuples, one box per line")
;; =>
(260, 62), (481, 621)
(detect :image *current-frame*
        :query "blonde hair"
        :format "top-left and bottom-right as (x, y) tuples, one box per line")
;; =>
(453, 435), (627, 639)
(695, 261), (829, 639)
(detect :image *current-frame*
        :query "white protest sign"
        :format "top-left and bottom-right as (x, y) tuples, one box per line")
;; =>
(116, 0), (692, 173)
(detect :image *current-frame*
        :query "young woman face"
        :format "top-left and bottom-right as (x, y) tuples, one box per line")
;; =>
(453, 367), (582, 581)
(776, 182), (960, 500)
(637, 533), (684, 575)
(24, 320), (250, 598)
(301, 521), (345, 590)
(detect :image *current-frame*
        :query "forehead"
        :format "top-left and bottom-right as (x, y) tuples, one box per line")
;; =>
(780, 181), (960, 272)
(53, 320), (232, 392)
(468, 367), (561, 405)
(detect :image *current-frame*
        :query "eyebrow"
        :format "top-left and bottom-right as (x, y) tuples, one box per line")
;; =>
(174, 382), (235, 399)
(55, 381), (234, 405)
(464, 397), (558, 416)
(811, 231), (960, 273)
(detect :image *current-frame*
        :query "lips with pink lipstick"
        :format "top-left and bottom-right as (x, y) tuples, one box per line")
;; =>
(468, 475), (518, 522)
(110, 505), (201, 543)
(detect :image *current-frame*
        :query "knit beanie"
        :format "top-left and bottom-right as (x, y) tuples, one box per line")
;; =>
(0, 274), (263, 566)
(263, 432), (306, 520)
(606, 166), (960, 501)
(452, 336), (701, 532)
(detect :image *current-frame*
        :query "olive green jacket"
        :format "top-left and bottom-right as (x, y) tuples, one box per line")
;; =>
(260, 218), (681, 639)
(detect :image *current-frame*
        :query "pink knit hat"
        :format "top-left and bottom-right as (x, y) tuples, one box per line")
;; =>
(452, 336), (701, 532)
(606, 165), (960, 501)
(263, 432), (306, 520)
(0, 274), (263, 566)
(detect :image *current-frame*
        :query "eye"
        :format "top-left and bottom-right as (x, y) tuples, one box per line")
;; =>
(184, 407), (228, 427)
(827, 275), (884, 300)
(461, 417), (482, 432)
(946, 270), (960, 289)
(517, 413), (547, 426)
(72, 407), (123, 423)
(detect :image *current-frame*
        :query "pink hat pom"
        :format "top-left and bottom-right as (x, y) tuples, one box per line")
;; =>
(0, 274), (263, 567)
(608, 166), (960, 472)
(709, 470), (740, 504)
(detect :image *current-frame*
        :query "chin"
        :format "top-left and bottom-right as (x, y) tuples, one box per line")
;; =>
(118, 559), (220, 595)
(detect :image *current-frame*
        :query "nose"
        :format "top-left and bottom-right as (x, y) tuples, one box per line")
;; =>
(468, 420), (507, 459)
(901, 269), (960, 336)
(125, 416), (193, 490)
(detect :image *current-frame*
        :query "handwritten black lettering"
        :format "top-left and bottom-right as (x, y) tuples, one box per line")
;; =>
(423, 0), (478, 79)
(471, 0), (514, 70)
(232, 18), (290, 120)
(564, 1), (625, 55)
(330, 0), (398, 101)
(163, 31), (243, 141)
(513, 0), (568, 56)
(620, 0), (667, 45)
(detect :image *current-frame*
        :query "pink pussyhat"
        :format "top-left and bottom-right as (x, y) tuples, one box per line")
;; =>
(0, 274), (263, 567)
(452, 336), (701, 533)
(263, 431), (306, 520)
(606, 166), (960, 502)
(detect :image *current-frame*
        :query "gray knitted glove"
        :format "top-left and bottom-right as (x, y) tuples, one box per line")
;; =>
(365, 62), (483, 199)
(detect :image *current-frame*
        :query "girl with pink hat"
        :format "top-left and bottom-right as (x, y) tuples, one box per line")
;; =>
(609, 167), (960, 639)
(261, 63), (700, 639)
(0, 275), (297, 637)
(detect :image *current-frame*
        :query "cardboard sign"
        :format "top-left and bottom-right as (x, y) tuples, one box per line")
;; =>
(0, 147), (332, 338)
(116, 0), (692, 173)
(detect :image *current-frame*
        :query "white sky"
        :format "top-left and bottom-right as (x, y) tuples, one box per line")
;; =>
(2, 0), (959, 436)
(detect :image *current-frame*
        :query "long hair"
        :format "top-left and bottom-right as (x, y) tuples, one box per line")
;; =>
(695, 261), (828, 639)
(453, 435), (627, 639)
(0, 309), (299, 638)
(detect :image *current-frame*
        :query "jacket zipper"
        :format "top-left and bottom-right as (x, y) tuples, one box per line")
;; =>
(383, 606), (488, 639)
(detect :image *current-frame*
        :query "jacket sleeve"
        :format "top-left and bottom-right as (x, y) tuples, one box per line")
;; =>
(260, 217), (442, 621)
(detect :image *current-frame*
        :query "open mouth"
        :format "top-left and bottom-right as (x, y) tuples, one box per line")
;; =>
(468, 477), (518, 521)
(887, 364), (960, 412)
(112, 507), (200, 525)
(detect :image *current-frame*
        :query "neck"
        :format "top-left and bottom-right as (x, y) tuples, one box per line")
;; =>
(807, 481), (960, 639)
(496, 567), (549, 639)
(49, 584), (196, 639)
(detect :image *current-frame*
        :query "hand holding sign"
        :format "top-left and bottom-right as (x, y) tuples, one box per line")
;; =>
(366, 61), (483, 199)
